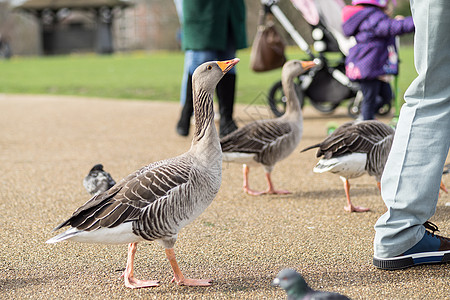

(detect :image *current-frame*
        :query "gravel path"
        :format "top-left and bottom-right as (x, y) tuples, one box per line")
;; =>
(1, 94), (449, 299)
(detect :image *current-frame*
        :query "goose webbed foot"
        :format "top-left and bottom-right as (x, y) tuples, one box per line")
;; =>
(122, 243), (160, 289)
(263, 172), (291, 195)
(166, 248), (212, 287)
(344, 204), (370, 213)
(123, 276), (160, 289)
(171, 277), (212, 286)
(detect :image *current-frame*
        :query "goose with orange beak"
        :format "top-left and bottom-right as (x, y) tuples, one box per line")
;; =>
(46, 59), (239, 288)
(221, 60), (316, 195)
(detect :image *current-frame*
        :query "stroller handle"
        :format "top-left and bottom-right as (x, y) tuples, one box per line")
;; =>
(263, 1), (315, 59)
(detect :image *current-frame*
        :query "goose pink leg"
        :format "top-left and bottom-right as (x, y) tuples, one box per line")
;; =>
(121, 243), (160, 289)
(165, 248), (211, 286)
(242, 164), (291, 195)
(341, 177), (369, 212)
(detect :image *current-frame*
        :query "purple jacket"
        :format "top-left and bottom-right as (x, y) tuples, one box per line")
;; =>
(342, 5), (414, 80)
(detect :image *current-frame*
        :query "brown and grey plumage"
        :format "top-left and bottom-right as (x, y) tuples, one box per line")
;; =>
(220, 60), (316, 195)
(301, 120), (394, 212)
(83, 164), (116, 196)
(46, 58), (240, 288)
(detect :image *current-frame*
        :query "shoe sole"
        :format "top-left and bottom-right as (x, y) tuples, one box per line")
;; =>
(373, 252), (450, 270)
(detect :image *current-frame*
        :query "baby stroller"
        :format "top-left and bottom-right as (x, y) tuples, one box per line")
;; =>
(262, 0), (392, 118)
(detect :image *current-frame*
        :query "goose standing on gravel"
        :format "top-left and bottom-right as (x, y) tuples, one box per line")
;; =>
(220, 60), (316, 195)
(302, 120), (394, 212)
(46, 58), (240, 288)
(83, 164), (116, 196)
(302, 120), (448, 212)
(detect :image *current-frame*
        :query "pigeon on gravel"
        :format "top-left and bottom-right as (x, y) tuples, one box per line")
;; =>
(83, 164), (116, 196)
(273, 269), (351, 300)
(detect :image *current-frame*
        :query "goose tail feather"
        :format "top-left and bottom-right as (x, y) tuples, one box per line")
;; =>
(301, 143), (320, 153)
(46, 227), (80, 244)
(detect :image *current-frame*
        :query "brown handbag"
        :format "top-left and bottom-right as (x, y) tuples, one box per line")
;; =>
(250, 10), (287, 72)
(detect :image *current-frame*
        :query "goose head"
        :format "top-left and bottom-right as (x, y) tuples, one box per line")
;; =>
(282, 60), (316, 115)
(191, 58), (240, 143)
(192, 58), (240, 95)
(282, 60), (316, 83)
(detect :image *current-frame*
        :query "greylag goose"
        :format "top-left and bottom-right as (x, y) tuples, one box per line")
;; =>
(273, 269), (351, 300)
(83, 164), (116, 196)
(220, 60), (316, 195)
(302, 120), (394, 212)
(46, 58), (240, 288)
(302, 120), (448, 212)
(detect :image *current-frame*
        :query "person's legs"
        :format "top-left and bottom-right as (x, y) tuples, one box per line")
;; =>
(216, 47), (238, 137)
(359, 80), (380, 120)
(374, 0), (450, 265)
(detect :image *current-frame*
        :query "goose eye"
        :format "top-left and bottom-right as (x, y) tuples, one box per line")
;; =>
(207, 65), (212, 70)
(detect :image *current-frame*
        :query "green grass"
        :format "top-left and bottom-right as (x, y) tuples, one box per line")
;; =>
(0, 46), (416, 105)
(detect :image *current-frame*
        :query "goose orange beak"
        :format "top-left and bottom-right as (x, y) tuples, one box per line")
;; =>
(301, 60), (317, 71)
(217, 58), (240, 74)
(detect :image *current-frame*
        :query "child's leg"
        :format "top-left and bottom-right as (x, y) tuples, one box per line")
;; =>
(377, 81), (393, 109)
(359, 80), (379, 120)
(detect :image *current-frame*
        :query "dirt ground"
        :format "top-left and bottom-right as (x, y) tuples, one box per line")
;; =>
(0, 94), (449, 299)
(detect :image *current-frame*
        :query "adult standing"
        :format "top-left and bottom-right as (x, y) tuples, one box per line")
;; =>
(176, 0), (247, 138)
(373, 0), (450, 270)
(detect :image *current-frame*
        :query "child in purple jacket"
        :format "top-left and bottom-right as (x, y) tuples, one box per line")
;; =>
(342, 0), (414, 120)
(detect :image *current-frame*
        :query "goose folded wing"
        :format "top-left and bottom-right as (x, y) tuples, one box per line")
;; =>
(54, 161), (191, 232)
(220, 120), (292, 154)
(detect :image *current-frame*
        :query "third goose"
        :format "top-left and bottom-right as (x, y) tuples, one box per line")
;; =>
(220, 60), (316, 195)
(302, 120), (448, 212)
(302, 120), (394, 212)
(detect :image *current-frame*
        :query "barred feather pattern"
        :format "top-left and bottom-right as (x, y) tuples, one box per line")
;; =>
(54, 153), (220, 244)
(49, 60), (226, 248)
(194, 89), (214, 142)
(219, 60), (308, 172)
(302, 120), (395, 179)
(220, 119), (295, 167)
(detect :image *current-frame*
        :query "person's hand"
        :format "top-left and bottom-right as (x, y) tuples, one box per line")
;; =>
(395, 15), (405, 20)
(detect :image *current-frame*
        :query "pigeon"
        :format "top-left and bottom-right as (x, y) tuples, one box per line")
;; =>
(83, 164), (116, 196)
(273, 269), (351, 300)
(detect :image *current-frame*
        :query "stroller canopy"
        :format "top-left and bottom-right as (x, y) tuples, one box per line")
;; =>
(291, 0), (355, 55)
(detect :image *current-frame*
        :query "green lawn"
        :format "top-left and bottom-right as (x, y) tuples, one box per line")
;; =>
(0, 46), (416, 105)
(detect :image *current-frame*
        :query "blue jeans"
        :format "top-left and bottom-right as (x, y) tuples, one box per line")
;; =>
(374, 0), (450, 258)
(359, 79), (392, 120)
(179, 48), (236, 105)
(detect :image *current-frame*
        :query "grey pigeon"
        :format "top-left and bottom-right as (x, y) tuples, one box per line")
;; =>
(83, 164), (116, 195)
(273, 269), (351, 300)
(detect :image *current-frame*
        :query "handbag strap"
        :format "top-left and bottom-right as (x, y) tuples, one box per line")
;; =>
(257, 7), (274, 27)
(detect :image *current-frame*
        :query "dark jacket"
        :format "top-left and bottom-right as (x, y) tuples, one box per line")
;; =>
(342, 5), (414, 80)
(182, 0), (247, 51)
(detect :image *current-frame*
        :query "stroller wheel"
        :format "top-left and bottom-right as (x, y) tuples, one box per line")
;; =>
(268, 80), (304, 117)
(310, 100), (340, 114)
(347, 90), (363, 119)
(377, 102), (392, 116)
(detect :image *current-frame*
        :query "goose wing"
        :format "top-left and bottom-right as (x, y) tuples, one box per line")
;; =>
(55, 157), (192, 232)
(220, 119), (292, 164)
(302, 120), (394, 159)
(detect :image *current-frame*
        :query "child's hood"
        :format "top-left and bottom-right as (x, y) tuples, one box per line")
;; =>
(342, 5), (382, 36)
